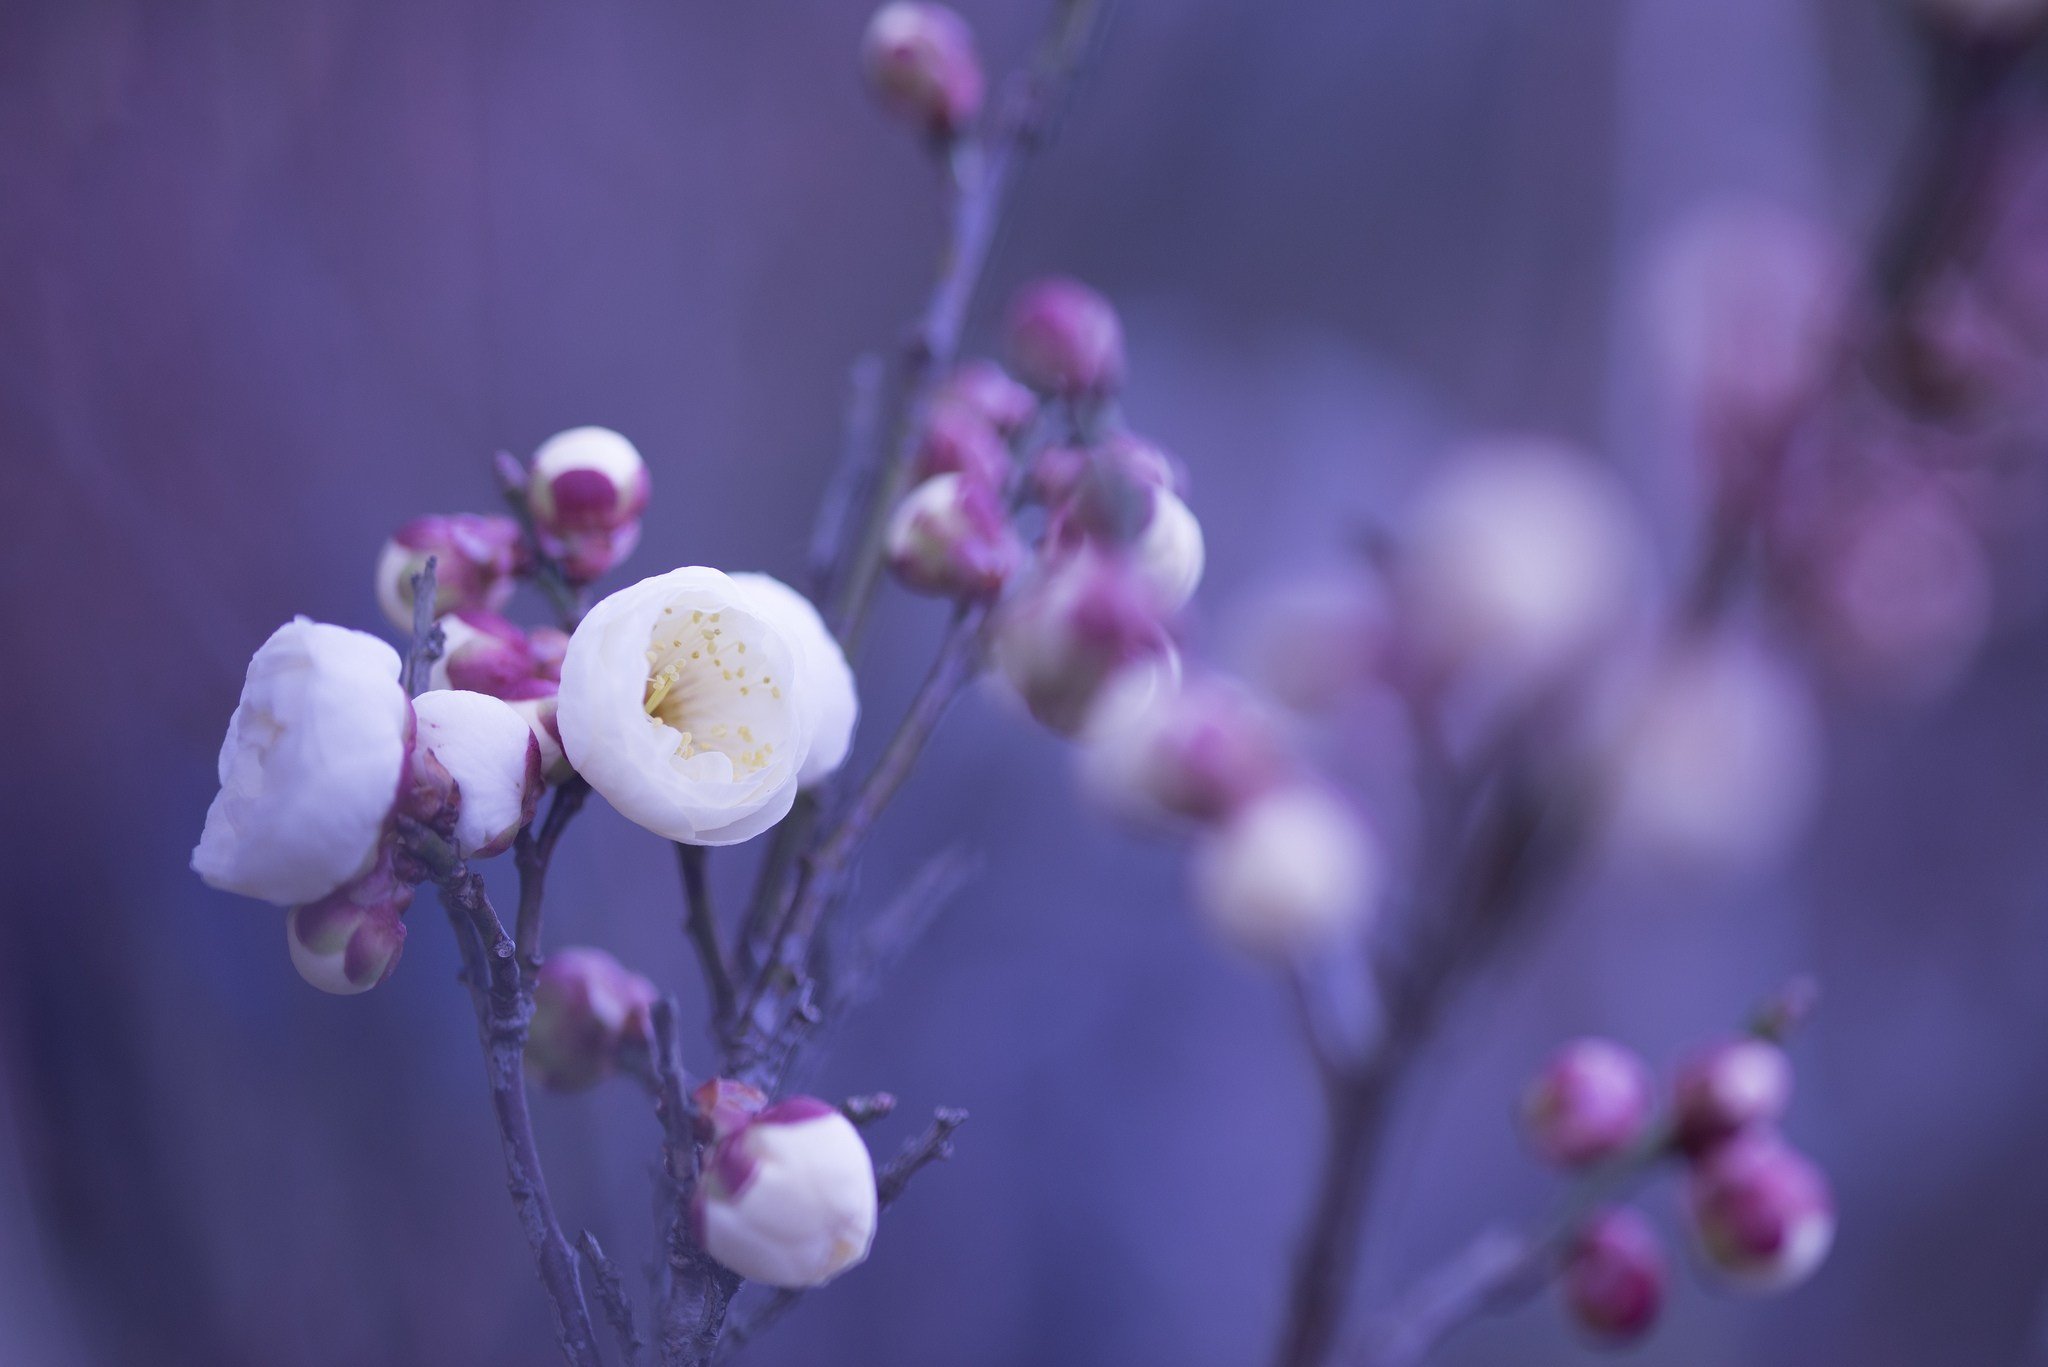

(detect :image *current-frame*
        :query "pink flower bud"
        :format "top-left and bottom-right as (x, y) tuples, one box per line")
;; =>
(528, 427), (651, 537)
(861, 2), (985, 137)
(693, 1097), (878, 1288)
(286, 857), (411, 995)
(1094, 432), (1189, 495)
(1046, 456), (1205, 611)
(1562, 1207), (1667, 1343)
(1079, 670), (1290, 825)
(1026, 444), (1091, 506)
(886, 473), (1024, 600)
(431, 611), (559, 702)
(525, 947), (658, 1092)
(374, 514), (523, 632)
(994, 551), (1177, 734)
(1521, 1038), (1655, 1169)
(1672, 1037), (1792, 1153)
(1004, 277), (1126, 400)
(909, 402), (1013, 489)
(412, 689), (545, 858)
(933, 359), (1037, 437)
(551, 518), (644, 588)
(1685, 1132), (1834, 1291)
(1191, 786), (1379, 960)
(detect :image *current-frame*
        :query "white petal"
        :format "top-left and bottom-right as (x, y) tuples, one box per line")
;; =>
(731, 572), (859, 788)
(414, 690), (542, 857)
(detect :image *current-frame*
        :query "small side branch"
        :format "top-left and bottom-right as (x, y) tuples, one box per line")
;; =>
(516, 778), (591, 963)
(403, 557), (444, 696)
(579, 1230), (645, 1367)
(676, 844), (738, 1035)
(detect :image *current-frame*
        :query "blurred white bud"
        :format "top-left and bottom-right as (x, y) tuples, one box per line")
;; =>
(412, 690), (544, 858)
(1192, 787), (1378, 959)
(1079, 670), (1288, 826)
(429, 610), (559, 701)
(1401, 440), (1643, 688)
(1605, 637), (1821, 869)
(694, 1099), (878, 1289)
(526, 947), (658, 1092)
(193, 619), (412, 907)
(1228, 572), (1388, 715)
(861, 3), (985, 137)
(1130, 489), (1206, 612)
(994, 551), (1178, 735)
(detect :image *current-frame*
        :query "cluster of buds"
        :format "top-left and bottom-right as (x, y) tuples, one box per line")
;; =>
(375, 513), (525, 632)
(688, 1081), (880, 1288)
(1519, 1004), (1833, 1345)
(884, 357), (1038, 601)
(524, 948), (658, 1092)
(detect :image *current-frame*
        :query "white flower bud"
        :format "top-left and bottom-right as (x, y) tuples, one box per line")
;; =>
(1401, 440), (1642, 688)
(886, 472), (1023, 600)
(193, 619), (411, 907)
(412, 690), (544, 858)
(557, 568), (846, 844)
(728, 573), (858, 789)
(694, 1099), (878, 1289)
(1079, 669), (1287, 826)
(285, 856), (411, 995)
(1192, 787), (1378, 959)
(528, 427), (651, 536)
(861, 3), (985, 137)
(1131, 488), (1205, 612)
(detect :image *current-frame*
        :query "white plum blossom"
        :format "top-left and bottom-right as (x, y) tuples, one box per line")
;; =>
(193, 619), (411, 906)
(694, 1099), (878, 1288)
(1192, 786), (1378, 959)
(729, 573), (858, 788)
(412, 690), (544, 857)
(557, 568), (853, 845)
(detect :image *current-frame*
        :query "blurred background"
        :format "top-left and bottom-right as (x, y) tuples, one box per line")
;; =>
(5, 1), (2048, 1364)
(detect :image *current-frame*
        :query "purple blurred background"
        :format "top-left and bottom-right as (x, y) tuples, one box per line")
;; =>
(5, 1), (2048, 1364)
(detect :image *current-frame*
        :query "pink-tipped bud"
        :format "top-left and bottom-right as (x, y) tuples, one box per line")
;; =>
(1685, 1132), (1834, 1291)
(550, 520), (642, 586)
(1079, 670), (1290, 826)
(525, 947), (659, 1092)
(1004, 277), (1127, 400)
(994, 551), (1178, 734)
(374, 514), (523, 632)
(1047, 452), (1205, 611)
(910, 403), (1013, 489)
(1672, 1037), (1792, 1153)
(934, 359), (1037, 437)
(286, 857), (411, 995)
(528, 427), (651, 536)
(861, 3), (984, 137)
(886, 473), (1024, 600)
(430, 611), (559, 702)
(1521, 1038), (1656, 1169)
(693, 1097), (878, 1288)
(412, 689), (545, 858)
(1192, 786), (1379, 960)
(1562, 1207), (1667, 1343)
(1094, 432), (1188, 495)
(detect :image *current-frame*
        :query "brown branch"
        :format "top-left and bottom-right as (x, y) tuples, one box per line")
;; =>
(809, 354), (889, 603)
(514, 778), (591, 963)
(647, 998), (743, 1367)
(578, 1230), (645, 1367)
(437, 871), (602, 1367)
(403, 556), (444, 696)
(676, 843), (738, 1035)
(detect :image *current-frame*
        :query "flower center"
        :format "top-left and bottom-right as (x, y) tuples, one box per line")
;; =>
(641, 607), (786, 777)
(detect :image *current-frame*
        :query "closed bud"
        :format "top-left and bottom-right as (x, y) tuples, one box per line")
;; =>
(910, 402), (1013, 489)
(374, 514), (523, 632)
(933, 359), (1037, 437)
(1192, 786), (1378, 960)
(286, 856), (411, 995)
(1673, 1037), (1792, 1153)
(861, 3), (984, 137)
(887, 473), (1024, 600)
(994, 551), (1177, 734)
(430, 610), (559, 701)
(1004, 277), (1126, 400)
(1562, 1207), (1667, 1344)
(528, 427), (651, 537)
(412, 689), (544, 857)
(1079, 670), (1289, 826)
(694, 1098), (878, 1288)
(553, 519), (644, 587)
(525, 947), (658, 1092)
(507, 693), (575, 785)
(1521, 1038), (1655, 1169)
(1685, 1132), (1834, 1291)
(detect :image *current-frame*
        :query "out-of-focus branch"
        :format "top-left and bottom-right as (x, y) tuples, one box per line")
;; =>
(676, 843), (737, 1035)
(515, 778), (591, 964)
(578, 1230), (645, 1367)
(647, 998), (743, 1367)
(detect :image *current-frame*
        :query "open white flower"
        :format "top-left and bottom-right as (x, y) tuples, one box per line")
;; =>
(729, 573), (857, 787)
(558, 568), (841, 845)
(193, 619), (411, 906)
(694, 1098), (878, 1288)
(413, 690), (544, 857)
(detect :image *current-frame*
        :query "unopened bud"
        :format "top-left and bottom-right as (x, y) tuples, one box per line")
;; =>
(910, 403), (1013, 489)
(994, 551), (1177, 734)
(886, 473), (1023, 600)
(430, 611), (559, 701)
(1191, 786), (1378, 959)
(1673, 1037), (1792, 1153)
(1685, 1132), (1834, 1291)
(528, 427), (650, 536)
(1026, 444), (1091, 506)
(1079, 670), (1289, 826)
(374, 514), (522, 632)
(550, 521), (642, 586)
(412, 689), (544, 858)
(1521, 1038), (1655, 1169)
(508, 693), (575, 784)
(525, 947), (658, 1092)
(286, 857), (411, 995)
(933, 359), (1037, 437)
(861, 3), (984, 137)
(1562, 1207), (1667, 1343)
(694, 1098), (878, 1288)
(1004, 277), (1126, 400)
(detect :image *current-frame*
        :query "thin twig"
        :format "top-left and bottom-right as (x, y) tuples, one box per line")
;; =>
(648, 999), (743, 1367)
(579, 1230), (646, 1367)
(676, 843), (738, 1035)
(403, 557), (444, 696)
(495, 450), (588, 630)
(516, 778), (592, 964)
(809, 354), (889, 603)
